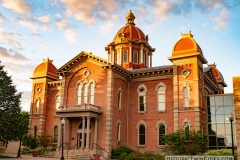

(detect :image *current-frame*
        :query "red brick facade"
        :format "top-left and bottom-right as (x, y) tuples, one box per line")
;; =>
(29, 11), (226, 158)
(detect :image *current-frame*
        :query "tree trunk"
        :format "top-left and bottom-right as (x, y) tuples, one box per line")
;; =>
(17, 138), (22, 158)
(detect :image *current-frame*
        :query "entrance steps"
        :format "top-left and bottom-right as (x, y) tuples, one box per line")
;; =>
(45, 149), (108, 160)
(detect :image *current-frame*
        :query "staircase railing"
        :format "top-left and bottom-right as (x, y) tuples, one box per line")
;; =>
(66, 143), (79, 159)
(91, 143), (108, 157)
(53, 142), (68, 157)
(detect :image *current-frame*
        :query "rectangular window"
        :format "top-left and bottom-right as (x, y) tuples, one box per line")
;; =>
(124, 51), (128, 63)
(158, 94), (165, 110)
(139, 96), (145, 111)
(183, 88), (189, 107)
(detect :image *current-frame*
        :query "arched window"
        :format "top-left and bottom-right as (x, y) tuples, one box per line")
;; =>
(83, 84), (88, 103)
(157, 86), (166, 110)
(56, 96), (60, 110)
(35, 99), (39, 114)
(158, 124), (165, 145)
(124, 50), (128, 63)
(77, 84), (82, 104)
(33, 125), (37, 138)
(89, 83), (95, 104)
(118, 89), (122, 109)
(183, 87), (189, 107)
(139, 125), (145, 145)
(138, 85), (147, 112)
(117, 123), (121, 141)
(53, 126), (58, 143)
(184, 123), (190, 141)
(133, 50), (138, 63)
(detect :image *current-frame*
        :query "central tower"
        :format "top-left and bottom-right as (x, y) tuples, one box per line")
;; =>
(105, 10), (155, 70)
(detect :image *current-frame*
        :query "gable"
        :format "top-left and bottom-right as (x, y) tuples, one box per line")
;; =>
(57, 51), (112, 76)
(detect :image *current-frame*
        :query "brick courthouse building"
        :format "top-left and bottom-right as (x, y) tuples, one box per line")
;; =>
(29, 11), (232, 158)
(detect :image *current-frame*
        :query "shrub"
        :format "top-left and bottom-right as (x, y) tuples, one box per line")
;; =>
(35, 146), (46, 155)
(202, 149), (237, 159)
(21, 146), (32, 154)
(111, 146), (134, 159)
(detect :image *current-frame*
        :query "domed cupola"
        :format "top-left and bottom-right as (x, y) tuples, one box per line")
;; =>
(105, 10), (155, 70)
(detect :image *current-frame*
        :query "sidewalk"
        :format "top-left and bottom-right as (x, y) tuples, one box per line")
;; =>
(0, 153), (70, 160)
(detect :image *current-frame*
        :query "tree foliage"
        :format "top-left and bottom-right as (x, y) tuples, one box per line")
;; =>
(0, 62), (22, 143)
(163, 130), (208, 155)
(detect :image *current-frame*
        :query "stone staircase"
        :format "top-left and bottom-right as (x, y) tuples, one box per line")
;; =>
(43, 149), (107, 160)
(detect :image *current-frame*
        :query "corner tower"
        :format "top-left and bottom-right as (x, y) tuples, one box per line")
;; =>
(105, 10), (155, 70)
(29, 58), (59, 136)
(168, 32), (207, 132)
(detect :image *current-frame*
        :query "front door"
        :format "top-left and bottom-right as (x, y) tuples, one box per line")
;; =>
(77, 133), (87, 148)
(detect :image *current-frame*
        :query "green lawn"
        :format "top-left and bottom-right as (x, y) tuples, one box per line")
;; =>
(0, 154), (15, 158)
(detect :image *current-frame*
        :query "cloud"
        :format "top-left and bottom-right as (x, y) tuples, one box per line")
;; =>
(197, 0), (224, 12)
(1, 0), (31, 14)
(57, 19), (70, 29)
(61, 0), (97, 25)
(0, 12), (5, 22)
(9, 31), (22, 37)
(0, 38), (22, 48)
(38, 15), (51, 23)
(32, 32), (41, 39)
(0, 28), (6, 37)
(50, 0), (60, 8)
(100, 22), (114, 34)
(212, 8), (229, 30)
(64, 29), (77, 42)
(152, 0), (175, 24)
(39, 44), (48, 48)
(0, 46), (30, 63)
(55, 14), (61, 19)
(18, 17), (37, 29)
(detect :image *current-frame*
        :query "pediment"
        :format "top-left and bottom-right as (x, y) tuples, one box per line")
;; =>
(57, 51), (112, 76)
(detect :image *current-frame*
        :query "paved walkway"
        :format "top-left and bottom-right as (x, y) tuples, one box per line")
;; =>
(0, 153), (70, 160)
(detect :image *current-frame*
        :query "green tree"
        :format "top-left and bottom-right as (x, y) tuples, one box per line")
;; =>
(163, 130), (208, 155)
(15, 111), (29, 157)
(0, 62), (22, 143)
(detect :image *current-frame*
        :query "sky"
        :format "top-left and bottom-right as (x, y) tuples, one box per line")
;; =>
(0, 0), (239, 111)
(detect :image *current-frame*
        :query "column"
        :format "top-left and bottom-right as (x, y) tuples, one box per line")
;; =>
(119, 48), (122, 64)
(81, 116), (86, 150)
(94, 118), (98, 150)
(150, 54), (152, 67)
(146, 54), (149, 68)
(86, 116), (90, 150)
(129, 43), (132, 62)
(57, 118), (61, 146)
(109, 46), (112, 62)
(140, 45), (143, 64)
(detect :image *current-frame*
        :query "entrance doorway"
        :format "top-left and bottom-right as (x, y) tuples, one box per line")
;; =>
(76, 120), (91, 149)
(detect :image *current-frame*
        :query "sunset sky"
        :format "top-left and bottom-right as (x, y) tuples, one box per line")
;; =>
(0, 0), (239, 111)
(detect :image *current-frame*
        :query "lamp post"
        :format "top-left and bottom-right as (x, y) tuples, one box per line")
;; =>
(60, 118), (65, 160)
(228, 112), (234, 158)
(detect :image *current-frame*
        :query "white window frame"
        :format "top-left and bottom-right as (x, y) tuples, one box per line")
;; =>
(136, 120), (147, 146)
(77, 83), (82, 104)
(137, 84), (147, 113)
(183, 84), (191, 107)
(56, 96), (60, 110)
(156, 120), (167, 146)
(124, 50), (128, 63)
(117, 121), (121, 142)
(133, 50), (138, 63)
(35, 99), (39, 114)
(83, 83), (88, 103)
(118, 88), (122, 110)
(156, 82), (166, 111)
(89, 82), (95, 104)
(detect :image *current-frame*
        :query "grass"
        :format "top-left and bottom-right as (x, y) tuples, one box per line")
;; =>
(0, 154), (15, 158)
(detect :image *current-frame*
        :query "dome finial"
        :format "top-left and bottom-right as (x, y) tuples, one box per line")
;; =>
(126, 10), (135, 26)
